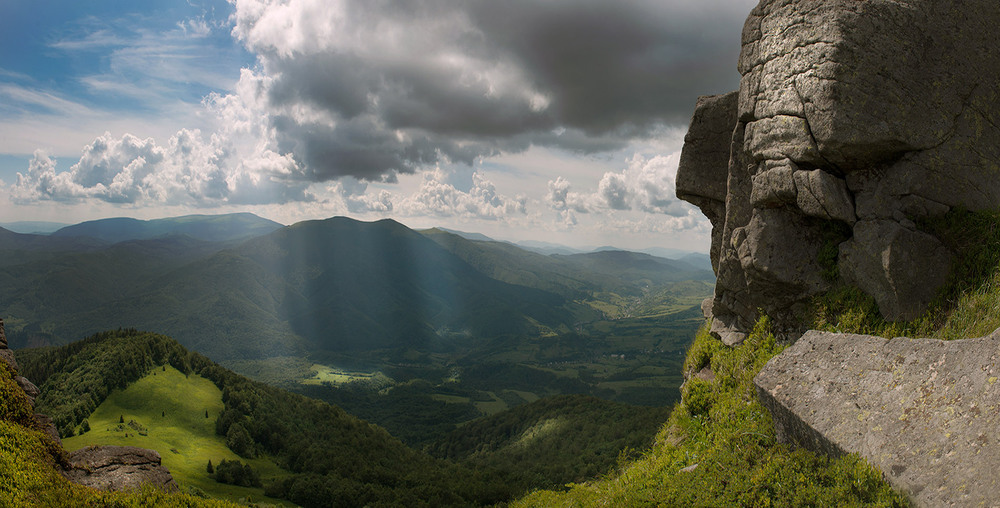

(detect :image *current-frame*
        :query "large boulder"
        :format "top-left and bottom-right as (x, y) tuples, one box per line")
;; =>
(676, 0), (1000, 337)
(63, 445), (179, 493)
(755, 329), (1000, 507)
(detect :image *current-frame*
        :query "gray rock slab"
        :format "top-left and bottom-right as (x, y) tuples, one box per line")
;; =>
(755, 329), (1000, 507)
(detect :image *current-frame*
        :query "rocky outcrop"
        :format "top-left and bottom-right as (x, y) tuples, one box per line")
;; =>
(63, 446), (179, 493)
(755, 329), (1000, 508)
(2, 318), (178, 493)
(677, 0), (1000, 340)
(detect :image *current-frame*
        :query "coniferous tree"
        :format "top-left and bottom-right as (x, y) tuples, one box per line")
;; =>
(207, 460), (214, 474)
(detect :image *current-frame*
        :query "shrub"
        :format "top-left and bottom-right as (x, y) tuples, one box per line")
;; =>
(213, 459), (261, 488)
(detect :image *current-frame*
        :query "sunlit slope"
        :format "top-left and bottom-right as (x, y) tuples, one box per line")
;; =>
(236, 217), (574, 352)
(1, 350), (237, 507)
(62, 365), (292, 504)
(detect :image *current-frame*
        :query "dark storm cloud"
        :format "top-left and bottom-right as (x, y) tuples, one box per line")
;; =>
(232, 0), (751, 181)
(467, 0), (743, 131)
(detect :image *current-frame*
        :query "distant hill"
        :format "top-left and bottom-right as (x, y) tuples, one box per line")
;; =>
(514, 241), (708, 260)
(0, 221), (68, 234)
(52, 213), (283, 243)
(515, 240), (586, 256)
(432, 227), (496, 242)
(554, 250), (713, 287)
(677, 252), (713, 272)
(3, 217), (576, 359)
(0, 226), (106, 253)
(423, 229), (714, 298)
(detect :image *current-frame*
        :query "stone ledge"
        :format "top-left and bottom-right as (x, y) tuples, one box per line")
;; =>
(755, 329), (1000, 508)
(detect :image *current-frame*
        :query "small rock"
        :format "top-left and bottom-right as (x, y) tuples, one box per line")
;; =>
(679, 463), (699, 473)
(15, 376), (39, 399)
(694, 366), (716, 383)
(33, 414), (62, 447)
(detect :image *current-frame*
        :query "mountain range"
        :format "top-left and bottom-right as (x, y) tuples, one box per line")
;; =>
(1, 213), (713, 363)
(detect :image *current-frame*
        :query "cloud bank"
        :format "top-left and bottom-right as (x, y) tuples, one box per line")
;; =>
(10, 0), (750, 241)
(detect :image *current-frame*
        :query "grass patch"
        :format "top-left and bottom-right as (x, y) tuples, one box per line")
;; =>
(62, 365), (292, 505)
(474, 392), (510, 416)
(300, 364), (393, 389)
(812, 208), (1000, 340)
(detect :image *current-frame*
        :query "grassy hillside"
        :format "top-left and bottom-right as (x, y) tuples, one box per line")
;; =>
(428, 394), (671, 490)
(1, 355), (237, 507)
(16, 330), (520, 506)
(62, 365), (291, 504)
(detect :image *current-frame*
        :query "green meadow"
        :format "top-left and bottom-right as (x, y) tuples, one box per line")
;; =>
(63, 365), (292, 505)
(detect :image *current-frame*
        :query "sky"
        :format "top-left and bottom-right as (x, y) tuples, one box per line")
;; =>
(0, 0), (755, 252)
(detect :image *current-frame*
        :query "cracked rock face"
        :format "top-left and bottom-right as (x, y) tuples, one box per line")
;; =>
(677, 0), (1000, 339)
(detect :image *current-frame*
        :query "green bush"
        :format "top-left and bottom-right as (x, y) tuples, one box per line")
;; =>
(213, 459), (261, 488)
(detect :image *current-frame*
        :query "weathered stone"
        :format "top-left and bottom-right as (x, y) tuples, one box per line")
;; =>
(750, 162), (797, 208)
(677, 91), (738, 274)
(0, 348), (18, 373)
(677, 92), (737, 207)
(63, 446), (179, 493)
(693, 366), (715, 383)
(793, 169), (855, 224)
(677, 0), (1000, 335)
(711, 315), (747, 347)
(744, 115), (823, 165)
(736, 208), (831, 307)
(700, 297), (714, 321)
(755, 329), (1000, 508)
(33, 414), (62, 447)
(840, 220), (952, 321)
(15, 375), (39, 402)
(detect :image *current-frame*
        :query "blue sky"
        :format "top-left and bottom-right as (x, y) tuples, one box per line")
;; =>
(0, 0), (754, 251)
